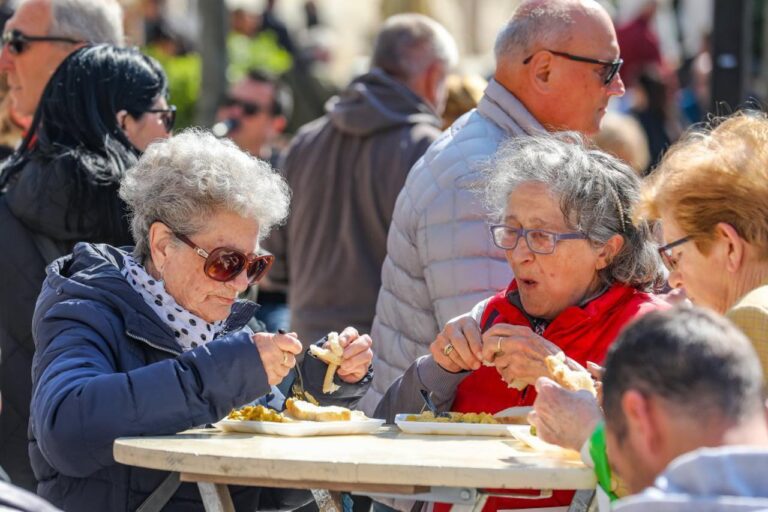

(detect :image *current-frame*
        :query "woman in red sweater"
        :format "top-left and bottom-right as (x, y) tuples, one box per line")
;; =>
(376, 133), (669, 510)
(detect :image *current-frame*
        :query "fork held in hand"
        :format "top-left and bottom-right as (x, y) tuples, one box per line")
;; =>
(419, 389), (451, 418)
(278, 329), (308, 400)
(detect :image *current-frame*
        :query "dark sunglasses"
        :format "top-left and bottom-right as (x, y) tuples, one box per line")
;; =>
(174, 231), (274, 284)
(145, 105), (177, 132)
(523, 49), (623, 85)
(223, 96), (272, 117)
(1, 29), (82, 56)
(657, 236), (691, 271)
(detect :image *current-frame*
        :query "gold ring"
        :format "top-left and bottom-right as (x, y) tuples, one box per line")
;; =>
(443, 343), (454, 356)
(497, 336), (502, 353)
(282, 351), (289, 365)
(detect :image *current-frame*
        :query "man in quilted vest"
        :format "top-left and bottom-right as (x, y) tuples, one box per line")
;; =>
(361, 0), (626, 414)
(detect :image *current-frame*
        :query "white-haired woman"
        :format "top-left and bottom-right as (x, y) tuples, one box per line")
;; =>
(28, 130), (373, 511)
(376, 134), (668, 510)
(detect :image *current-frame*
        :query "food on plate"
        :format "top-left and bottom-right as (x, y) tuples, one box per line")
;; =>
(309, 331), (343, 393)
(545, 352), (597, 395)
(285, 397), (353, 422)
(227, 404), (293, 422)
(404, 411), (499, 424)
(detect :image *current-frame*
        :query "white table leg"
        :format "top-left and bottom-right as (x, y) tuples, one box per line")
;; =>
(567, 489), (596, 512)
(449, 493), (488, 512)
(198, 482), (235, 512)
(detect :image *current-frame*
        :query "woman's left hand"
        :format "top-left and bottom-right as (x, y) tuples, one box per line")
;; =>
(329, 326), (373, 383)
(528, 377), (602, 451)
(480, 324), (560, 387)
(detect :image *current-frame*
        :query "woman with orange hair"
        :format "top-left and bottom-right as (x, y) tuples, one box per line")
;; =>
(638, 112), (768, 374)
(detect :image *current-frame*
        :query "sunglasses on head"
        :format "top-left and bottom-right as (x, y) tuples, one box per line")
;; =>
(523, 49), (623, 85)
(1, 28), (82, 56)
(173, 231), (274, 284)
(145, 105), (177, 132)
(223, 96), (272, 117)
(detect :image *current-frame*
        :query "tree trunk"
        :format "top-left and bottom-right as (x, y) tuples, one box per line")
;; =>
(196, 0), (228, 127)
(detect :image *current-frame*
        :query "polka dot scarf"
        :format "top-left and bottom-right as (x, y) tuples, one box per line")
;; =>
(122, 254), (225, 351)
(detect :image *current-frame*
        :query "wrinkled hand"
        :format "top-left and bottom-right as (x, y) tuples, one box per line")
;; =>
(252, 331), (303, 386)
(587, 361), (604, 403)
(330, 327), (373, 383)
(480, 324), (560, 387)
(528, 377), (602, 451)
(430, 312), (483, 372)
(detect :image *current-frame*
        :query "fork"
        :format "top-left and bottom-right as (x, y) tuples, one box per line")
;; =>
(419, 389), (451, 418)
(278, 329), (309, 401)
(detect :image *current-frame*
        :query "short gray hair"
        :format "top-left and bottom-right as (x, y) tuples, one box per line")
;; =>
(48, 0), (124, 45)
(493, 0), (598, 63)
(603, 306), (765, 440)
(483, 133), (664, 291)
(120, 129), (291, 261)
(372, 13), (458, 80)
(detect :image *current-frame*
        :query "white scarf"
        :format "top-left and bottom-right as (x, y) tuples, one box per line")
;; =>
(122, 254), (225, 351)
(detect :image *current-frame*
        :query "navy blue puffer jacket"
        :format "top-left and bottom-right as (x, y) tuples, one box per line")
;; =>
(29, 243), (369, 511)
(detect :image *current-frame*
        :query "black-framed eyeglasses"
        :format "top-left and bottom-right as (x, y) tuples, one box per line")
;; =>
(489, 225), (588, 254)
(1, 29), (82, 56)
(223, 96), (273, 117)
(523, 49), (623, 85)
(173, 231), (274, 285)
(657, 236), (691, 271)
(145, 105), (177, 132)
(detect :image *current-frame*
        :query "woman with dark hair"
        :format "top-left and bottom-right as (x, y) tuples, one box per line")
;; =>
(0, 44), (173, 489)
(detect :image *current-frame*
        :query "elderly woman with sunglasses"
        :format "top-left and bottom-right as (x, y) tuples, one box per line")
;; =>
(28, 130), (373, 511)
(376, 134), (667, 510)
(638, 112), (768, 378)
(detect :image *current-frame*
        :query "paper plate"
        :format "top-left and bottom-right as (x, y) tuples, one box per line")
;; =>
(506, 425), (581, 457)
(214, 417), (385, 437)
(394, 414), (516, 437)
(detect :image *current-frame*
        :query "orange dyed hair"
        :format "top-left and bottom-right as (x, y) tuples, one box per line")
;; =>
(637, 112), (768, 257)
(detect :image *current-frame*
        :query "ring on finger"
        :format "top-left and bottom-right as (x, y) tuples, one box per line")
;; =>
(282, 351), (289, 365)
(443, 343), (454, 356)
(496, 336), (502, 353)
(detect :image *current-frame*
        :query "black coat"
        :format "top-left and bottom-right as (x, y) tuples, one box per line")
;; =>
(0, 154), (131, 490)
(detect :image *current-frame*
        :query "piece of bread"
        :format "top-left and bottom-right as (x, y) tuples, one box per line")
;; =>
(285, 398), (352, 422)
(310, 331), (343, 393)
(545, 352), (597, 395)
(309, 344), (343, 366)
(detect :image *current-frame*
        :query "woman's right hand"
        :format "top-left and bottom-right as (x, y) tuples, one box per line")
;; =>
(252, 331), (303, 385)
(430, 313), (483, 372)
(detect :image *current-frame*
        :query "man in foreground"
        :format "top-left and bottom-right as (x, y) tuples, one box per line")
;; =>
(603, 307), (768, 510)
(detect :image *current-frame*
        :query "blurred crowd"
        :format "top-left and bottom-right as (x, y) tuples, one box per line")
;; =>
(0, 0), (766, 512)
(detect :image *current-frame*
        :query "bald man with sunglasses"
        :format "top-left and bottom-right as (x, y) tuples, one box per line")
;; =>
(0, 0), (123, 118)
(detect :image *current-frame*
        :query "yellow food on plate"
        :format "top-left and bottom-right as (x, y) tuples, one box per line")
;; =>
(285, 397), (353, 422)
(404, 411), (499, 424)
(227, 404), (292, 422)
